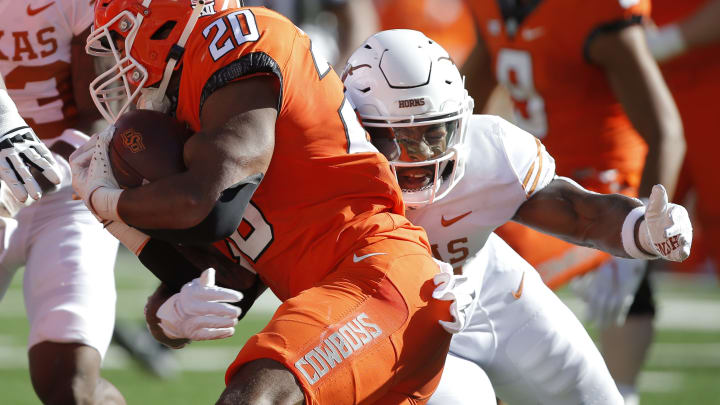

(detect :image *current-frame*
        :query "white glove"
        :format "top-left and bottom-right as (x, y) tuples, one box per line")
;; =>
(645, 24), (686, 62)
(571, 258), (647, 328)
(432, 259), (481, 334)
(0, 89), (61, 202)
(156, 268), (244, 341)
(642, 184), (693, 262)
(69, 125), (123, 221)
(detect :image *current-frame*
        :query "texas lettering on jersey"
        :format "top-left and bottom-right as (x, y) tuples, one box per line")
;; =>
(0, 0), (89, 137)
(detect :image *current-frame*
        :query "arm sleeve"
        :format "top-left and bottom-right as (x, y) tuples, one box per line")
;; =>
(495, 117), (556, 199)
(139, 173), (262, 245)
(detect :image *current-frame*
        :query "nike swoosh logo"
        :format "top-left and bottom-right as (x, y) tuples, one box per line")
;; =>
(441, 211), (472, 227)
(352, 252), (387, 263)
(27, 2), (54, 16)
(512, 272), (525, 299)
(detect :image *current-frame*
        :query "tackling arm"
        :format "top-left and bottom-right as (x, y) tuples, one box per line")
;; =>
(514, 177), (692, 262)
(116, 75), (277, 229)
(587, 24), (684, 198)
(513, 176), (641, 258)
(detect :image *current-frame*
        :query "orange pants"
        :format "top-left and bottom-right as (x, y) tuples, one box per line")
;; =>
(496, 170), (640, 289)
(226, 237), (453, 404)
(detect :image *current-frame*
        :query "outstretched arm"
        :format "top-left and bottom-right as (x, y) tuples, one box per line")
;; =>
(513, 177), (640, 257)
(513, 176), (691, 262)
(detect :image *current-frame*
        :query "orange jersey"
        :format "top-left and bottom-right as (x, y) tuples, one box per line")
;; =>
(175, 8), (426, 301)
(465, 0), (650, 178)
(374, 0), (477, 65)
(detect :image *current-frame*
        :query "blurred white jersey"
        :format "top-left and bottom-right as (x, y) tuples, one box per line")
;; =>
(406, 114), (555, 267)
(0, 0), (93, 135)
(413, 116), (622, 404)
(0, 0), (118, 358)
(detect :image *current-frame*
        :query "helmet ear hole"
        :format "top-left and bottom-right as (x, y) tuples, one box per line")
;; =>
(150, 21), (177, 40)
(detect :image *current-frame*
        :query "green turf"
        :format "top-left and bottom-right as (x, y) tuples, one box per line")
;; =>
(0, 248), (718, 404)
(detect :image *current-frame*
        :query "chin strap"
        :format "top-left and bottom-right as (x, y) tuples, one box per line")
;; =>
(138, 0), (207, 112)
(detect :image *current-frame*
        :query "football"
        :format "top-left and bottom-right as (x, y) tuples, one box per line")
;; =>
(108, 109), (193, 188)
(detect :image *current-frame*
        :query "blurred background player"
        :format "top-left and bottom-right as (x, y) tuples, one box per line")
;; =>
(0, 0), (124, 403)
(461, 1), (686, 404)
(646, 0), (720, 277)
(371, 0), (515, 118)
(245, 0), (378, 66)
(343, 29), (691, 405)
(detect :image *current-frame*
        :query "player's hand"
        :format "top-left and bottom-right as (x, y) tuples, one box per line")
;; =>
(156, 268), (244, 341)
(69, 125), (122, 220)
(0, 126), (61, 202)
(432, 259), (479, 334)
(642, 184), (692, 262)
(571, 258), (647, 328)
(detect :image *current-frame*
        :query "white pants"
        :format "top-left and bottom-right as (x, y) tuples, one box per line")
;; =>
(0, 185), (119, 358)
(430, 233), (623, 405)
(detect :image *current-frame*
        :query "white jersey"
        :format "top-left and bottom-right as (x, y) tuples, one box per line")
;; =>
(0, 0), (119, 359)
(0, 0), (93, 137)
(406, 114), (555, 268)
(413, 115), (622, 404)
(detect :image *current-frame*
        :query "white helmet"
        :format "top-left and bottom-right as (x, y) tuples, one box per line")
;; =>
(342, 29), (473, 208)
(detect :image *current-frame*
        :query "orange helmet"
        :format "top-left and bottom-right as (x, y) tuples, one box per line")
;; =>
(86, 0), (235, 122)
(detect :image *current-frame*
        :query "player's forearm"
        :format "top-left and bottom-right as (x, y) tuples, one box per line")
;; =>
(568, 193), (645, 258)
(514, 177), (643, 258)
(117, 172), (221, 229)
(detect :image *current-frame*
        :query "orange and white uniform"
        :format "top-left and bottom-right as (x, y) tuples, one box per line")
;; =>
(465, 0), (651, 288)
(652, 0), (720, 273)
(0, 0), (118, 358)
(175, 8), (451, 404)
(374, 0), (477, 65)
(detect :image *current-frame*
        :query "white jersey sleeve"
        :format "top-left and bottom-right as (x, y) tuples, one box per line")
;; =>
(495, 117), (556, 199)
(58, 0), (94, 36)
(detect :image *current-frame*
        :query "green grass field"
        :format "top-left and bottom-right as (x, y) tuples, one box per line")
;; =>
(0, 248), (718, 404)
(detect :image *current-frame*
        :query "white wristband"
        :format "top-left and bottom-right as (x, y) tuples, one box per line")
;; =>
(90, 187), (123, 222)
(621, 206), (658, 260)
(104, 220), (149, 255)
(648, 24), (687, 62)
